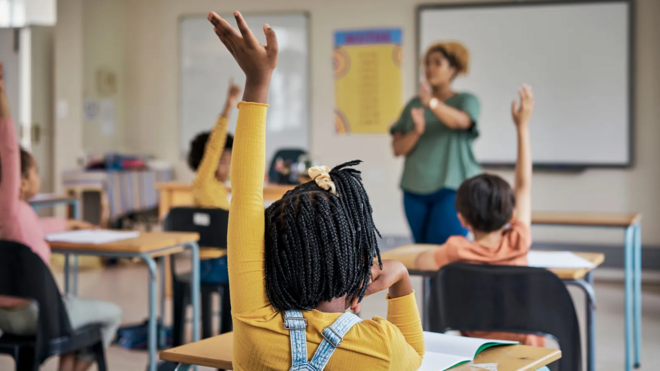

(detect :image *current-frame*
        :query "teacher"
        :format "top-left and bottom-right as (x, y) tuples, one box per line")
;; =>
(391, 41), (481, 245)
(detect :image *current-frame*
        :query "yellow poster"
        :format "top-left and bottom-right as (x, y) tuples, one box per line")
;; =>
(334, 29), (402, 134)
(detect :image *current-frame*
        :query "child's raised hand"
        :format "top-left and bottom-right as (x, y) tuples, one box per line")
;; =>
(411, 107), (426, 135)
(208, 11), (278, 103)
(511, 83), (534, 127)
(226, 78), (242, 105)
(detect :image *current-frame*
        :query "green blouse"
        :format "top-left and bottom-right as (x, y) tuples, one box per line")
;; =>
(390, 93), (482, 194)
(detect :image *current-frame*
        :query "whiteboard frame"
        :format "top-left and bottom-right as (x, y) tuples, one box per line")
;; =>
(416, 0), (635, 170)
(177, 11), (312, 163)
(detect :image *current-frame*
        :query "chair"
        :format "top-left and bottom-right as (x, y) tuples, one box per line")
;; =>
(0, 240), (107, 371)
(163, 207), (231, 347)
(429, 263), (581, 371)
(268, 148), (307, 184)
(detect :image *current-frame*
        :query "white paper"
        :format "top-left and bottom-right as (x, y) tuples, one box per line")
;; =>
(419, 332), (517, 371)
(100, 99), (115, 135)
(83, 99), (100, 121)
(46, 230), (140, 244)
(528, 251), (595, 269)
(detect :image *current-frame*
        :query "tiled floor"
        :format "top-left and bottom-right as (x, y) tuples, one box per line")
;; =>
(1, 260), (658, 371)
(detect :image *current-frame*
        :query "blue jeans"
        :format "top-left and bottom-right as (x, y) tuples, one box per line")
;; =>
(403, 188), (467, 244)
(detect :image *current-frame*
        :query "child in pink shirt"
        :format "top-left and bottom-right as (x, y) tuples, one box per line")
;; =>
(0, 63), (121, 371)
(417, 85), (543, 347)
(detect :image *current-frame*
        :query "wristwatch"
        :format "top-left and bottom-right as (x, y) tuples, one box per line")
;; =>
(429, 97), (439, 109)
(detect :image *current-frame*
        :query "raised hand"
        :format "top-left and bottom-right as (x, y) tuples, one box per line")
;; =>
(419, 81), (432, 107)
(411, 107), (426, 135)
(511, 83), (534, 127)
(0, 63), (10, 118)
(226, 78), (242, 106)
(208, 11), (278, 103)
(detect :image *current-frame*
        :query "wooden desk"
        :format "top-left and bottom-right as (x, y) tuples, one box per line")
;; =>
(160, 332), (561, 371)
(50, 231), (201, 371)
(381, 245), (604, 281)
(155, 181), (296, 219)
(532, 211), (641, 227)
(532, 211), (642, 371)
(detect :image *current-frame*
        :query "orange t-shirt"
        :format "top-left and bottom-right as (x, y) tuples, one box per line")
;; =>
(433, 219), (545, 347)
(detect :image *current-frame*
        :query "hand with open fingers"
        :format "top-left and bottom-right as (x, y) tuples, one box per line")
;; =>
(207, 11), (278, 93)
(511, 83), (534, 127)
(364, 259), (413, 299)
(411, 107), (426, 135)
(226, 78), (242, 105)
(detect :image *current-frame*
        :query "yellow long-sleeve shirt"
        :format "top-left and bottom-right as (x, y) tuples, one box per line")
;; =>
(192, 116), (230, 210)
(228, 102), (425, 371)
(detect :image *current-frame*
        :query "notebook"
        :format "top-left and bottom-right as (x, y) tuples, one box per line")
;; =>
(527, 251), (595, 269)
(46, 230), (140, 244)
(419, 332), (518, 371)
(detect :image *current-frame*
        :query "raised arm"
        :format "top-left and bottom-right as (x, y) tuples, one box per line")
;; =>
(511, 84), (534, 227)
(192, 80), (241, 209)
(0, 63), (20, 219)
(208, 11), (278, 314)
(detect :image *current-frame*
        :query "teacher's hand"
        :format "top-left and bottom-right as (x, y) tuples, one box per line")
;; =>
(419, 81), (432, 106)
(411, 107), (426, 135)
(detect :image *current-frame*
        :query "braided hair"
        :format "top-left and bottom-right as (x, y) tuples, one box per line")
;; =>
(264, 160), (382, 311)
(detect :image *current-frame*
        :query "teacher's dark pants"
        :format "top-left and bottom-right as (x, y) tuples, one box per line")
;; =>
(403, 188), (468, 244)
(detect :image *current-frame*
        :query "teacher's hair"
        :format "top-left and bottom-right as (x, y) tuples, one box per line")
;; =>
(424, 41), (470, 76)
(263, 160), (382, 311)
(455, 173), (515, 233)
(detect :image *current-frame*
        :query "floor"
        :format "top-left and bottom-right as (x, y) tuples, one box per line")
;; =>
(1, 259), (659, 371)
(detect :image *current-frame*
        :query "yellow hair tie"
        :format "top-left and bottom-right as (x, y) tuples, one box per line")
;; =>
(308, 166), (337, 196)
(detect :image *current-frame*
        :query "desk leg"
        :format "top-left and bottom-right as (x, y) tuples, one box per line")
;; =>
(71, 200), (80, 296)
(422, 277), (431, 331)
(633, 222), (642, 368)
(174, 364), (192, 371)
(64, 254), (70, 294)
(73, 256), (79, 296)
(624, 225), (635, 371)
(190, 242), (201, 343)
(142, 254), (159, 371)
(159, 257), (167, 349)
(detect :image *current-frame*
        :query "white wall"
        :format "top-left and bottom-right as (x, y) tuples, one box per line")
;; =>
(81, 0), (126, 156)
(58, 0), (660, 246)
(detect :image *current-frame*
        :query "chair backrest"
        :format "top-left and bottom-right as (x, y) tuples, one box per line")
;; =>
(268, 148), (307, 183)
(430, 263), (581, 371)
(0, 240), (73, 360)
(162, 207), (229, 249)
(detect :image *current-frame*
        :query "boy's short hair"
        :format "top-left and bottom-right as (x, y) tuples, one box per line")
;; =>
(187, 132), (234, 171)
(455, 173), (515, 233)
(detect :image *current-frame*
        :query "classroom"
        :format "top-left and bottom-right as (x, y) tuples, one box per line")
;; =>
(0, 0), (658, 370)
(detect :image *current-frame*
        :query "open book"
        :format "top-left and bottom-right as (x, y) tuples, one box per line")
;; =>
(419, 332), (518, 371)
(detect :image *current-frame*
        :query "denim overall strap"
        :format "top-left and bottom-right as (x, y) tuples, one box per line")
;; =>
(308, 312), (363, 370)
(284, 309), (308, 368)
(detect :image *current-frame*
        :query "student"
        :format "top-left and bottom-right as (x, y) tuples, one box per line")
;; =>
(188, 79), (242, 210)
(417, 84), (542, 347)
(207, 11), (424, 370)
(0, 63), (122, 371)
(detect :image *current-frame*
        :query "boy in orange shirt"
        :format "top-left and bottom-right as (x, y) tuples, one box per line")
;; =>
(418, 84), (542, 346)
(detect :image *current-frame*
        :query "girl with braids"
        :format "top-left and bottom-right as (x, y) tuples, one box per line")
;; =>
(208, 11), (423, 371)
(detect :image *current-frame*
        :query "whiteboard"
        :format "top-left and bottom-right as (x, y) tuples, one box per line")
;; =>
(180, 13), (309, 168)
(419, 1), (632, 167)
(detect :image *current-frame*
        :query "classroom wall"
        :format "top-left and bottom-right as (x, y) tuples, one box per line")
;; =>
(81, 0), (127, 156)
(56, 0), (660, 246)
